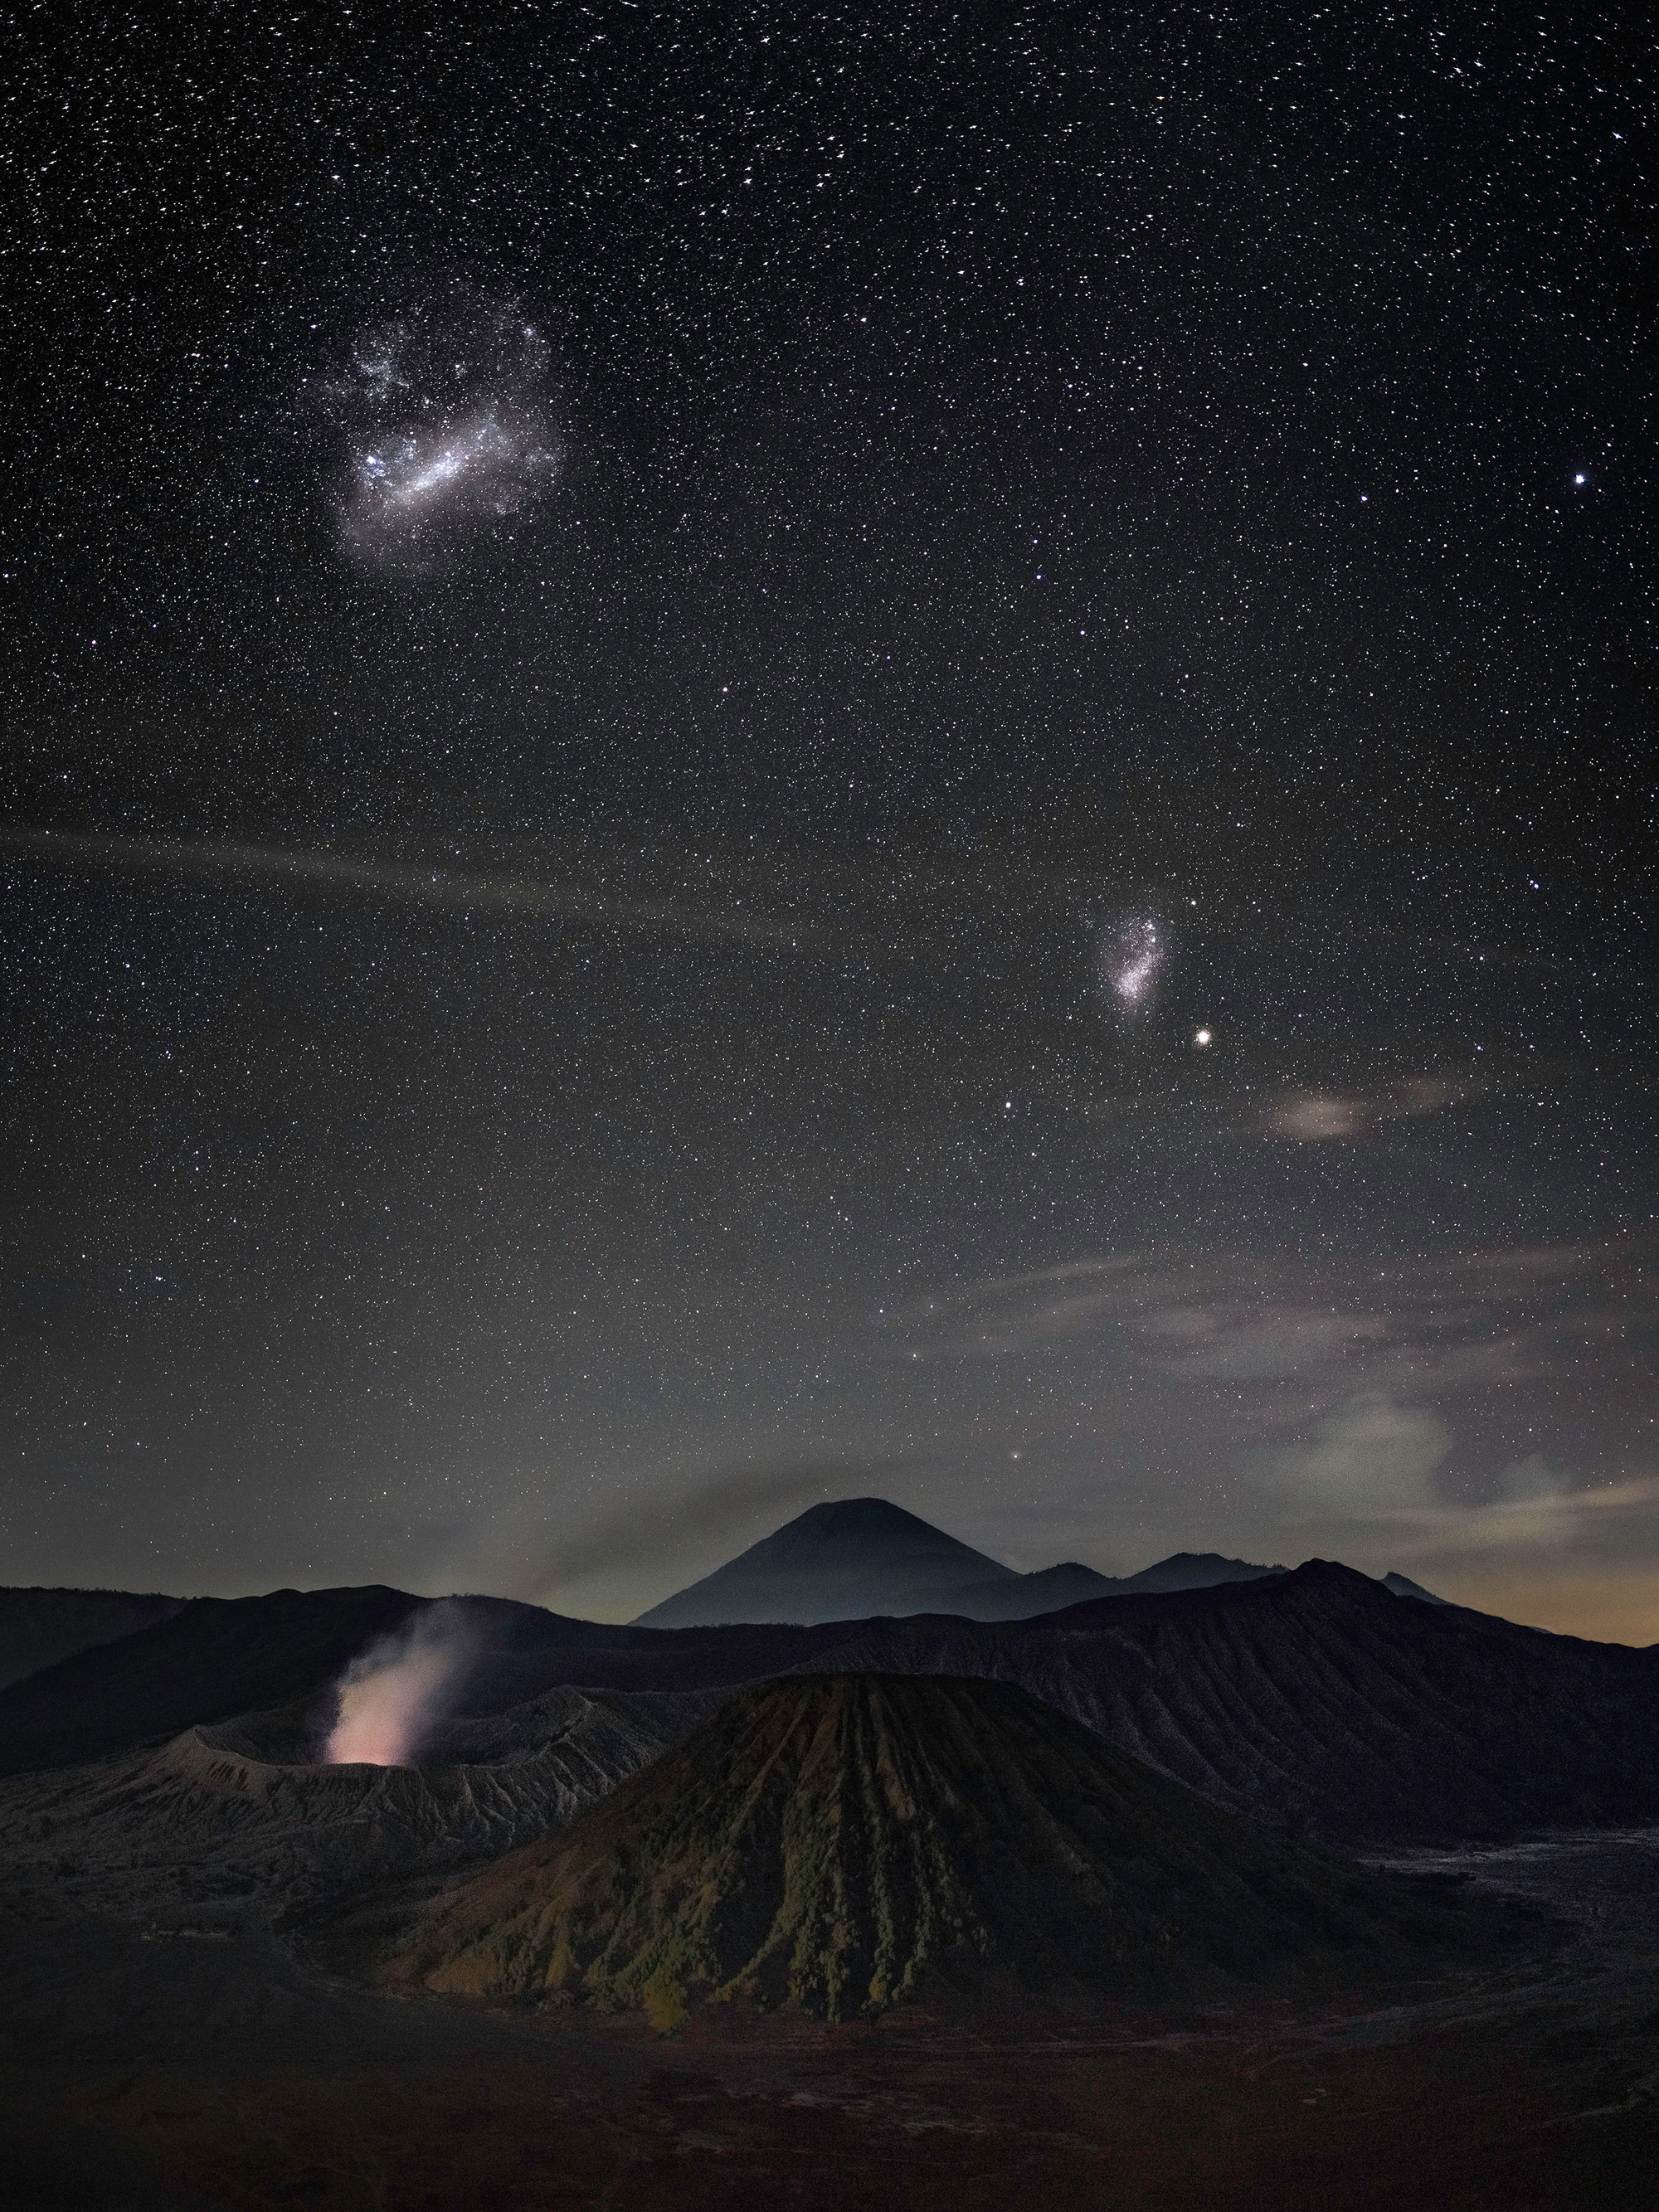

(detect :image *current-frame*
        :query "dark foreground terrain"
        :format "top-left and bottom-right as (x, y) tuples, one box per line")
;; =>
(2, 1827), (1657, 2211)
(6, 1565), (1659, 2205)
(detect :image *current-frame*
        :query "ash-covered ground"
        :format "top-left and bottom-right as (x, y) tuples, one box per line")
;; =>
(2, 1720), (1658, 2212)
(3, 1589), (1658, 2210)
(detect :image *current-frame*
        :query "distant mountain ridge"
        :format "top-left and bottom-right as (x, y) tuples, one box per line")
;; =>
(0, 1586), (184, 1693)
(0, 1585), (427, 1777)
(631, 1497), (1287, 1627)
(3, 1561), (1656, 1845)
(1383, 1571), (1448, 1605)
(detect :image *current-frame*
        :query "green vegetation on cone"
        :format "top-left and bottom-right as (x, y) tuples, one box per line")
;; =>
(384, 1675), (1486, 2025)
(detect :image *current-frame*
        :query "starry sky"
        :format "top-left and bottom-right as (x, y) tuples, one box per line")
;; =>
(2, 1), (1655, 1636)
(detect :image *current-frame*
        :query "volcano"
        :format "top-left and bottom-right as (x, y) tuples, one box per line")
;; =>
(631, 1498), (1019, 1626)
(0, 1683), (722, 1919)
(631, 1496), (1287, 1627)
(10, 1560), (1659, 1847)
(385, 1673), (1484, 2025)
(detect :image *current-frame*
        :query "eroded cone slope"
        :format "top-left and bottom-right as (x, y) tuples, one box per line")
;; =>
(386, 1673), (1478, 2024)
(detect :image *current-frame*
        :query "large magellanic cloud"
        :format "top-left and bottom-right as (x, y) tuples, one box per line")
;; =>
(311, 286), (562, 569)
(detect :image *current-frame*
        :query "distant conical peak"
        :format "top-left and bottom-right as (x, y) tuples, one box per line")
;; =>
(795, 1498), (929, 1523)
(633, 1495), (1013, 1630)
(635, 1495), (1290, 1630)
(757, 1496), (990, 1542)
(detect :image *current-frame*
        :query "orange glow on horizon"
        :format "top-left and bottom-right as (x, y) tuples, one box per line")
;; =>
(1436, 1569), (1659, 1649)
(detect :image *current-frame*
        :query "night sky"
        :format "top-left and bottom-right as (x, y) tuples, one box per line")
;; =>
(2, 2), (1655, 1636)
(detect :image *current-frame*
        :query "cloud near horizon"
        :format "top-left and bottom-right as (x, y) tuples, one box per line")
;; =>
(411, 1234), (1658, 1637)
(868, 1235), (1659, 1608)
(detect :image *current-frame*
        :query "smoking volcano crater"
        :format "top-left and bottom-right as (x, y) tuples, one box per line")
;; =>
(0, 1685), (720, 1917)
(382, 1673), (1507, 2026)
(173, 1687), (723, 1863)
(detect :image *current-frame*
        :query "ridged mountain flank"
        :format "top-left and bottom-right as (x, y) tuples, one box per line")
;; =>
(383, 1674), (1483, 2025)
(798, 1561), (1659, 1843)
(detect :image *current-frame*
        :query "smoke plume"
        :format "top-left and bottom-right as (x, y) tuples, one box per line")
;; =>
(324, 1601), (475, 1767)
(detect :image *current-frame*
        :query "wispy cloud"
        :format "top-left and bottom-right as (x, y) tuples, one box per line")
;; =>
(887, 1235), (1653, 1387)
(1255, 1396), (1659, 1566)
(877, 1235), (1658, 1580)
(0, 825), (823, 950)
(1263, 1072), (1476, 1140)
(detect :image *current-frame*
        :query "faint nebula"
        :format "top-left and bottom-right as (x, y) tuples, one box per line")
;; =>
(314, 287), (562, 568)
(1268, 1073), (1473, 1141)
(1098, 915), (1164, 1011)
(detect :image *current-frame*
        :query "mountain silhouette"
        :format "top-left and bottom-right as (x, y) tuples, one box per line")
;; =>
(383, 1673), (1492, 2025)
(1382, 1571), (1447, 1604)
(0, 1586), (183, 1693)
(0, 1585), (897, 1780)
(7, 1557), (1657, 1848)
(631, 1498), (1014, 1626)
(0, 1586), (427, 1777)
(795, 1561), (1659, 1841)
(631, 1497), (1282, 1626)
